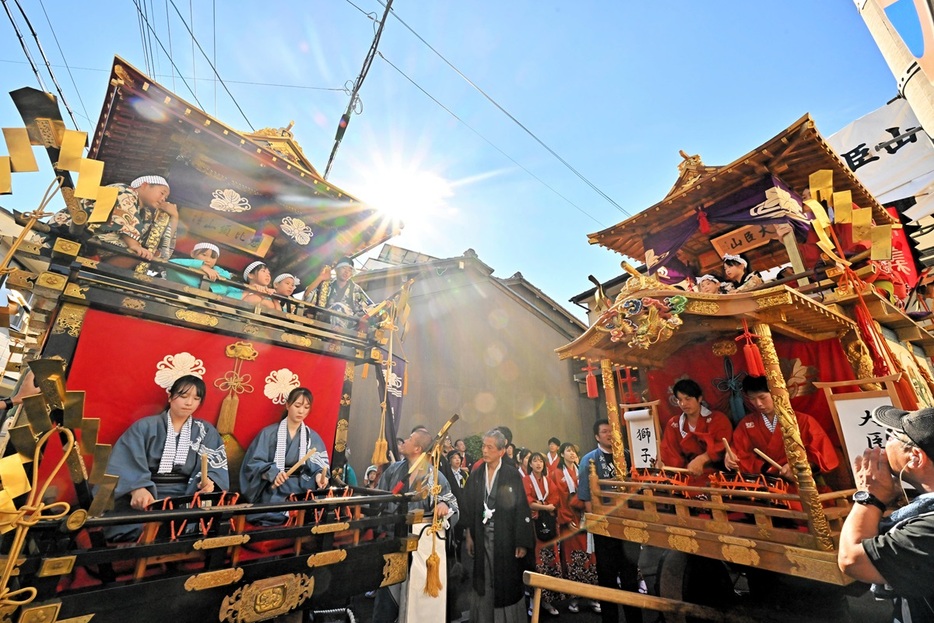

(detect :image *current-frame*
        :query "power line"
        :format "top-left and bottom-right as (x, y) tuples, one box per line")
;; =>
(382, 3), (631, 217)
(343, 0), (378, 21)
(324, 0), (394, 179)
(188, 0), (195, 98)
(164, 0), (175, 92)
(1, 0), (49, 92)
(0, 59), (346, 91)
(135, 1), (149, 75)
(212, 0), (216, 114)
(131, 0), (205, 111)
(11, 0), (81, 130)
(36, 0), (91, 125)
(378, 52), (604, 227)
(167, 0), (253, 130)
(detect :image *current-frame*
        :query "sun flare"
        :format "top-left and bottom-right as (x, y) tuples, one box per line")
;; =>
(355, 164), (453, 225)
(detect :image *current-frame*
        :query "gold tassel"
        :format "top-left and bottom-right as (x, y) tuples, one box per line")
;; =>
(216, 393), (239, 435)
(403, 366), (408, 396)
(361, 363), (368, 380)
(424, 541), (442, 596)
(371, 437), (388, 465)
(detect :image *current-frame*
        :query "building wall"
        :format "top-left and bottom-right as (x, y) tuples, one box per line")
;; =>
(346, 260), (598, 475)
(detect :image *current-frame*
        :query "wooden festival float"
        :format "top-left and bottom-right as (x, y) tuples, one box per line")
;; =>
(555, 114), (934, 616)
(0, 58), (418, 623)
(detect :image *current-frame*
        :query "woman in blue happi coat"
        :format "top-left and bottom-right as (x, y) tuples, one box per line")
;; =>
(240, 387), (329, 522)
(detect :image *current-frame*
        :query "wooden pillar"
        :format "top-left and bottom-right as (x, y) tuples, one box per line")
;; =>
(780, 229), (808, 288)
(751, 322), (833, 550)
(600, 359), (628, 476)
(330, 361), (354, 483)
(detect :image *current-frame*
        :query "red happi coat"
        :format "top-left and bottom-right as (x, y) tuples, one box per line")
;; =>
(545, 452), (561, 476)
(731, 411), (839, 475)
(660, 409), (733, 486)
(523, 470), (563, 603)
(549, 464), (584, 528)
(660, 409), (733, 468)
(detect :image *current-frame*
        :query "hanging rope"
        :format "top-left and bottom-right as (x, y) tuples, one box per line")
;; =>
(736, 319), (765, 376)
(0, 427), (73, 611)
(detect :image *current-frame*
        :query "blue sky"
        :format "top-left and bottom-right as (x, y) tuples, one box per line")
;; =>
(0, 1), (899, 318)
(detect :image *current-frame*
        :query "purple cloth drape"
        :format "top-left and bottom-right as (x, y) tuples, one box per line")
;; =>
(644, 175), (809, 282)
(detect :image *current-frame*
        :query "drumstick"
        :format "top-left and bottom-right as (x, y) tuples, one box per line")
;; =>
(660, 465), (691, 474)
(722, 438), (738, 466)
(753, 448), (784, 472)
(200, 451), (209, 489)
(274, 447), (318, 487)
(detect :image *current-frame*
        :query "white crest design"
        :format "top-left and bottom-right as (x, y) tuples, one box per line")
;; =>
(280, 216), (313, 245)
(382, 367), (403, 399)
(264, 368), (300, 404)
(155, 352), (206, 392)
(210, 189), (251, 213)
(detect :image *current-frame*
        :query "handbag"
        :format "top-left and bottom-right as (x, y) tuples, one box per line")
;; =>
(534, 510), (556, 541)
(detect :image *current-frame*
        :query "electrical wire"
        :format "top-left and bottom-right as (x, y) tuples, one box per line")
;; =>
(167, 0), (253, 130)
(147, 0), (159, 77)
(1, 0), (49, 92)
(11, 0), (81, 130)
(36, 0), (91, 125)
(0, 59), (346, 91)
(164, 0), (175, 92)
(188, 0), (195, 98)
(343, 0), (378, 21)
(378, 52), (604, 227)
(324, 0), (394, 179)
(381, 3), (630, 217)
(135, 2), (149, 75)
(212, 0), (216, 114)
(131, 0), (206, 111)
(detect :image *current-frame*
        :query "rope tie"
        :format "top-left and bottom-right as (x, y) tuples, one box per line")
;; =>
(0, 426), (73, 611)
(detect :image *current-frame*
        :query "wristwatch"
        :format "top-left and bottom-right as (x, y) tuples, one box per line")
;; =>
(1, 398), (12, 411)
(852, 490), (886, 512)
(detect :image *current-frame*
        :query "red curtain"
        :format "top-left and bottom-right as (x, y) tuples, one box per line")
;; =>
(36, 309), (348, 500)
(647, 335), (855, 446)
(69, 309), (347, 447)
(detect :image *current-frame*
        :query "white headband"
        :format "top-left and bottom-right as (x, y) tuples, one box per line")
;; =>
(243, 260), (266, 281)
(722, 254), (747, 268)
(191, 242), (219, 257)
(130, 175), (169, 189)
(696, 274), (720, 284)
(274, 273), (299, 286)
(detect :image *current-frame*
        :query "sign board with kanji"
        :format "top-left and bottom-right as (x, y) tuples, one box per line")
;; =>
(814, 375), (904, 486)
(710, 224), (781, 258)
(622, 400), (661, 469)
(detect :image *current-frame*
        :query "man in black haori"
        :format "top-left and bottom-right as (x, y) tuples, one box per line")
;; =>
(465, 428), (534, 622)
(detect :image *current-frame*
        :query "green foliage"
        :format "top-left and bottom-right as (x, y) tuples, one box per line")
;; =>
(464, 434), (483, 463)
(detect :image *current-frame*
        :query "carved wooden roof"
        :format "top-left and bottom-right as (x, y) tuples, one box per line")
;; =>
(589, 115), (895, 264)
(555, 281), (856, 369)
(86, 57), (399, 276)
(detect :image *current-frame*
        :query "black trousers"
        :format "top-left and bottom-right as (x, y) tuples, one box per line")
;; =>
(593, 534), (644, 623)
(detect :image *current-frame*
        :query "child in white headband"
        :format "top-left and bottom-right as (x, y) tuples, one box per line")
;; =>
(273, 273), (300, 298)
(241, 261), (280, 311)
(696, 274), (722, 294)
(722, 253), (763, 293)
(166, 241), (236, 296)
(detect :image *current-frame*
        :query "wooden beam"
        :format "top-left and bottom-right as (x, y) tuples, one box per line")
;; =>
(524, 571), (805, 623)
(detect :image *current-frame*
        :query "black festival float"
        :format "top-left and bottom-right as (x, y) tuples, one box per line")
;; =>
(0, 57), (417, 623)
